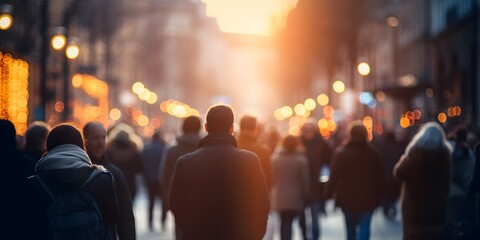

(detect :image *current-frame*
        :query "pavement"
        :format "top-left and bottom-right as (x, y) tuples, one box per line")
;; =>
(134, 185), (403, 240)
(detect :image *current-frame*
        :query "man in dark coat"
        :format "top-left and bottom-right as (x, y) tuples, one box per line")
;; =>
(299, 121), (332, 240)
(327, 121), (385, 240)
(161, 115), (202, 235)
(83, 121), (136, 240)
(170, 105), (270, 240)
(237, 115), (273, 191)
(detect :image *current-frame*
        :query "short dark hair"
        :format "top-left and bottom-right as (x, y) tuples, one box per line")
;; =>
(25, 121), (50, 150)
(47, 124), (85, 151)
(348, 121), (368, 142)
(82, 121), (104, 138)
(240, 115), (256, 131)
(206, 105), (234, 134)
(183, 116), (201, 133)
(283, 135), (298, 153)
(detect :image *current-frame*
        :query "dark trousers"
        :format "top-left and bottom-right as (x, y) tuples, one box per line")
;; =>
(280, 210), (300, 240)
(146, 181), (164, 228)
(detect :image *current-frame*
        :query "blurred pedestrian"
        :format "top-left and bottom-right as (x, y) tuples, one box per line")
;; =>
(35, 124), (120, 239)
(238, 115), (273, 191)
(107, 129), (142, 201)
(1, 119), (49, 239)
(299, 121), (332, 240)
(162, 115), (202, 236)
(272, 135), (309, 240)
(328, 121), (385, 240)
(375, 131), (404, 219)
(23, 121), (50, 162)
(394, 122), (452, 239)
(446, 127), (475, 238)
(141, 131), (166, 231)
(83, 121), (136, 239)
(169, 105), (270, 240)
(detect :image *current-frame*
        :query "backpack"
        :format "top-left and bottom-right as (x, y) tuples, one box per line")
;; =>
(36, 169), (110, 240)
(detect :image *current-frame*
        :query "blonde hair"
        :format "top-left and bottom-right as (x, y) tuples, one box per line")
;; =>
(405, 122), (453, 155)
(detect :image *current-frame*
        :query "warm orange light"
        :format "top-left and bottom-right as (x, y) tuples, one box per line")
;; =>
(387, 16), (399, 27)
(274, 108), (284, 120)
(173, 105), (187, 118)
(72, 74), (83, 88)
(0, 14), (13, 30)
(51, 34), (66, 50)
(318, 118), (328, 129)
(317, 94), (329, 106)
(357, 62), (371, 76)
(454, 106), (461, 116)
(363, 116), (373, 129)
(54, 101), (64, 112)
(304, 98), (316, 111)
(109, 108), (121, 121)
(333, 81), (345, 93)
(438, 113), (447, 123)
(132, 82), (144, 94)
(160, 101), (168, 112)
(375, 91), (386, 102)
(202, 0), (299, 36)
(137, 115), (149, 127)
(146, 92), (158, 104)
(66, 43), (80, 59)
(323, 105), (334, 116)
(400, 117), (410, 128)
(294, 104), (306, 116)
(327, 120), (336, 132)
(281, 106), (293, 118)
(288, 126), (301, 136)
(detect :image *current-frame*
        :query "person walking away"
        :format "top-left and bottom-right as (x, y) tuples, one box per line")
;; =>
(327, 121), (386, 240)
(169, 105), (270, 240)
(299, 120), (332, 240)
(83, 121), (136, 239)
(107, 130), (142, 201)
(161, 115), (202, 236)
(375, 131), (404, 219)
(1, 119), (50, 239)
(394, 122), (452, 239)
(141, 131), (166, 231)
(238, 115), (273, 191)
(35, 124), (120, 239)
(272, 135), (310, 240)
(23, 121), (50, 162)
(446, 127), (475, 238)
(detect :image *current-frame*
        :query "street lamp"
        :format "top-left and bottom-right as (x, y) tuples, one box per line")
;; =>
(0, 4), (13, 31)
(66, 40), (80, 59)
(357, 62), (371, 76)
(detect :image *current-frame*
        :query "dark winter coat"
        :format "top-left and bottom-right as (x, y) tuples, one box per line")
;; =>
(170, 133), (270, 240)
(161, 133), (202, 210)
(238, 130), (273, 191)
(302, 134), (332, 202)
(327, 140), (386, 213)
(35, 144), (120, 240)
(394, 146), (451, 239)
(92, 154), (136, 240)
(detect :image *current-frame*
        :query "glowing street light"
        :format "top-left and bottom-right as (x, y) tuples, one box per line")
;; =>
(357, 62), (371, 76)
(51, 34), (67, 50)
(387, 16), (399, 27)
(333, 80), (345, 93)
(0, 13), (12, 30)
(317, 94), (329, 106)
(66, 41), (80, 59)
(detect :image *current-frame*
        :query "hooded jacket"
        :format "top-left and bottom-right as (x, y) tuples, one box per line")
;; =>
(35, 144), (120, 239)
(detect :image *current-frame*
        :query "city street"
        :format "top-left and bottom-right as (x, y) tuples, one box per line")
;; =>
(133, 183), (403, 240)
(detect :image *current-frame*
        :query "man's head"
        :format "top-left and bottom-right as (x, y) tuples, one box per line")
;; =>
(83, 121), (106, 161)
(24, 121), (50, 152)
(301, 120), (318, 141)
(46, 124), (84, 151)
(205, 104), (234, 134)
(183, 116), (202, 134)
(240, 115), (257, 132)
(348, 120), (368, 142)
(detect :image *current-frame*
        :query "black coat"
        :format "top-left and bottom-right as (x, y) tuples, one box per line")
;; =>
(327, 140), (386, 213)
(170, 133), (270, 240)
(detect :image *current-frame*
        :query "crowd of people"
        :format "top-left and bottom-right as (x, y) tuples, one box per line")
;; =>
(2, 104), (480, 240)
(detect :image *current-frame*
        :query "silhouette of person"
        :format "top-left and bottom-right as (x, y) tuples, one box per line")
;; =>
(83, 121), (136, 239)
(169, 105), (270, 240)
(162, 115), (202, 237)
(394, 122), (452, 239)
(328, 121), (385, 240)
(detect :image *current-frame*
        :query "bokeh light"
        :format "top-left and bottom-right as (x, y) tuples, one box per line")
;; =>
(304, 98), (316, 111)
(333, 80), (345, 93)
(132, 82), (144, 94)
(357, 62), (371, 76)
(294, 104), (306, 116)
(109, 108), (121, 120)
(438, 113), (447, 123)
(51, 34), (66, 50)
(0, 13), (13, 30)
(66, 43), (80, 59)
(317, 94), (329, 106)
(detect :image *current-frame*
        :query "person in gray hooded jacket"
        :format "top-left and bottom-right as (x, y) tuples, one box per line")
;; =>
(35, 124), (120, 239)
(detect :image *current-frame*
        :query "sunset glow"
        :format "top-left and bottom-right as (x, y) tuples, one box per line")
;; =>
(202, 0), (298, 36)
